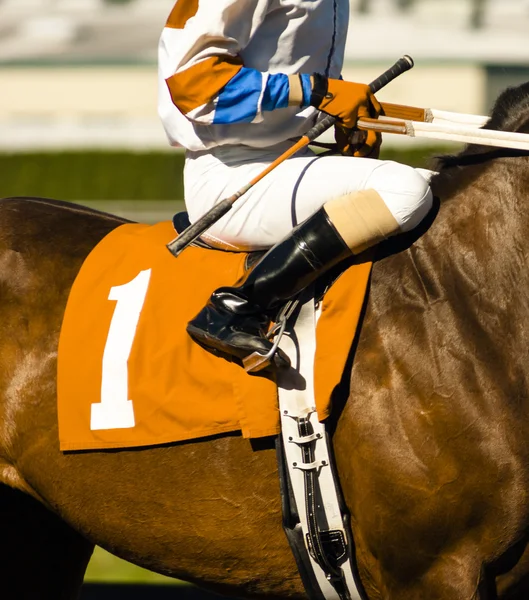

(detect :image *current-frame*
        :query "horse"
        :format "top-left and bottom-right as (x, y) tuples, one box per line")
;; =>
(2, 82), (529, 600)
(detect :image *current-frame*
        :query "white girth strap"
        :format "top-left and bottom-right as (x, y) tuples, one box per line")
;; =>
(277, 295), (362, 600)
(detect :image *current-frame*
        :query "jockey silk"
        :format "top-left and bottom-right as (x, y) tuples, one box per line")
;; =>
(159, 0), (434, 252)
(158, 0), (349, 151)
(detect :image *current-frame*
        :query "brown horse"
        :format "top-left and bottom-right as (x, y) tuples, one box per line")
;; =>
(2, 83), (529, 600)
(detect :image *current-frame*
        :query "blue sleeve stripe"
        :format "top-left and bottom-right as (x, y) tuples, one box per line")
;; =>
(300, 74), (312, 108)
(213, 67), (263, 124)
(212, 68), (309, 124)
(262, 73), (290, 111)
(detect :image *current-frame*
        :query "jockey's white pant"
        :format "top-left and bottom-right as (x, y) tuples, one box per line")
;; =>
(184, 143), (434, 251)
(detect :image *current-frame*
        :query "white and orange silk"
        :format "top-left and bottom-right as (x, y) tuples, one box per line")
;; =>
(158, 0), (349, 151)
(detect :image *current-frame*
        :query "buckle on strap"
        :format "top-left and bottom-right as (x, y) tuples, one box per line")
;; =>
(293, 459), (328, 471)
(288, 432), (322, 444)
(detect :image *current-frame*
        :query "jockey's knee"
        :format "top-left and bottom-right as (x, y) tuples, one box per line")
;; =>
(323, 163), (433, 254)
(367, 161), (434, 233)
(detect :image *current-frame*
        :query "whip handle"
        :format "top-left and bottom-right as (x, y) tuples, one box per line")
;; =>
(370, 54), (414, 93)
(166, 198), (233, 256)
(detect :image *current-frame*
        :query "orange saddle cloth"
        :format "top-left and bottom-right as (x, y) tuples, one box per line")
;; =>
(58, 221), (372, 451)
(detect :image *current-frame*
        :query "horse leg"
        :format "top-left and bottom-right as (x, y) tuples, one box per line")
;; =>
(356, 543), (494, 600)
(501, 581), (529, 600)
(497, 541), (529, 598)
(382, 569), (493, 600)
(0, 484), (94, 600)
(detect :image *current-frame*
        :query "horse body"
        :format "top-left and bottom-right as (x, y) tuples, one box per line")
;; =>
(0, 199), (303, 599)
(3, 85), (529, 599)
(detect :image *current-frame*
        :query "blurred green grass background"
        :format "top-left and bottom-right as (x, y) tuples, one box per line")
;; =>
(0, 146), (452, 202)
(85, 547), (181, 585)
(1, 145), (453, 585)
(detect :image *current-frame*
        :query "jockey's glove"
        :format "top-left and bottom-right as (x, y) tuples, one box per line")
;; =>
(334, 124), (382, 158)
(309, 74), (382, 158)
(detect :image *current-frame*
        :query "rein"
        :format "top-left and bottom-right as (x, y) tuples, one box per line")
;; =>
(361, 103), (529, 152)
(437, 147), (529, 169)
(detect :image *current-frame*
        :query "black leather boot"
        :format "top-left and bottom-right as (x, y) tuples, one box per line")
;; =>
(186, 207), (351, 371)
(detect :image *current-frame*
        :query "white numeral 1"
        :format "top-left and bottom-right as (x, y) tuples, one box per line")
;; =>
(90, 269), (152, 431)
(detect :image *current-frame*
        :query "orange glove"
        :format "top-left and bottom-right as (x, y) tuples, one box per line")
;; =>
(310, 75), (382, 129)
(309, 74), (382, 157)
(334, 125), (382, 158)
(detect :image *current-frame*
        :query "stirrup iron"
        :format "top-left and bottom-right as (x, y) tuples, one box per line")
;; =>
(242, 300), (299, 373)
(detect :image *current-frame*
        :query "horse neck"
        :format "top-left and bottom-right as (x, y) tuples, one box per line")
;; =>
(403, 155), (529, 398)
(334, 155), (529, 477)
(346, 154), (529, 422)
(430, 156), (529, 316)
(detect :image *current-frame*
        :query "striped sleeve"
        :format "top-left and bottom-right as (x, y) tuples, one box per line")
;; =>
(159, 0), (312, 125)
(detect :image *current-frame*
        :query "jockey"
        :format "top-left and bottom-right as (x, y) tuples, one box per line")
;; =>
(158, 0), (433, 370)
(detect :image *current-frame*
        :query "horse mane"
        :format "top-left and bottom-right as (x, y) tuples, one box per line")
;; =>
(431, 82), (529, 193)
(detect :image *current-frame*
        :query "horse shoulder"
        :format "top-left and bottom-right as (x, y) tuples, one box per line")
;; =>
(0, 197), (125, 494)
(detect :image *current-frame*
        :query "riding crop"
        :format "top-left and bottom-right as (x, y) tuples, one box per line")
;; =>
(361, 103), (529, 151)
(166, 55), (415, 257)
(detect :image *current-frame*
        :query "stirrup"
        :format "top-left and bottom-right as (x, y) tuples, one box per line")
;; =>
(242, 300), (299, 373)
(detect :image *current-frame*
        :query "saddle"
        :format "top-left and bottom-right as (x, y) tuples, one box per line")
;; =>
(173, 210), (264, 267)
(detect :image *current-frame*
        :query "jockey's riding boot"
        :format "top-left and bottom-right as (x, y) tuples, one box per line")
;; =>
(186, 207), (351, 371)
